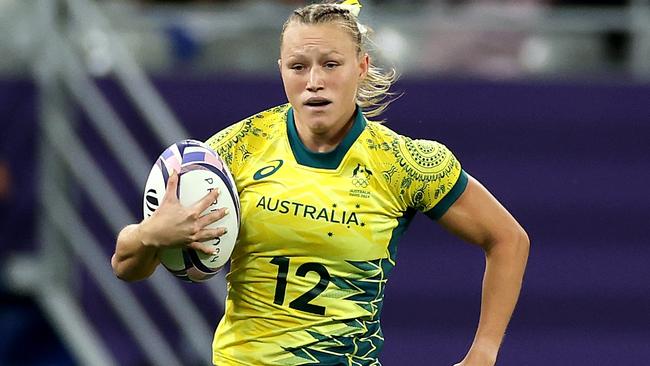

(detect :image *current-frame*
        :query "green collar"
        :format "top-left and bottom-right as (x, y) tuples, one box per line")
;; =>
(286, 106), (366, 169)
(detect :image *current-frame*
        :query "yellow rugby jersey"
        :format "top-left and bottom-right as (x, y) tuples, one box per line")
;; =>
(206, 104), (468, 366)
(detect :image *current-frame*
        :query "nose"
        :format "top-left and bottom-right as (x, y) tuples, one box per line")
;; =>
(306, 68), (324, 92)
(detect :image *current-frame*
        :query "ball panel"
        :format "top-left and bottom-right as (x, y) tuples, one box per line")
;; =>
(187, 249), (221, 275)
(186, 266), (214, 283)
(161, 265), (191, 283)
(143, 162), (166, 219)
(160, 144), (182, 174)
(156, 158), (170, 186)
(158, 248), (187, 272)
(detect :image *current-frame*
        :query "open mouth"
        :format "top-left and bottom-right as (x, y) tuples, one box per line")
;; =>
(304, 97), (332, 107)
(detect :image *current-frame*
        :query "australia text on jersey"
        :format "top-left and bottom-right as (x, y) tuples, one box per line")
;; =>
(255, 196), (362, 227)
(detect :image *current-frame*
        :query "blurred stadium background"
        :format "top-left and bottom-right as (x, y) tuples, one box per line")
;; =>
(1, 0), (649, 365)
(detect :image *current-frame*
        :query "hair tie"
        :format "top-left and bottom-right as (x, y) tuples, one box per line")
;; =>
(334, 0), (367, 35)
(336, 0), (362, 17)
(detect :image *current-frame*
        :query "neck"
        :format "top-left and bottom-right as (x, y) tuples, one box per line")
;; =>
(294, 112), (356, 153)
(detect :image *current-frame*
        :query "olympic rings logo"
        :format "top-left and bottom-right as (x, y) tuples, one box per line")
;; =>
(352, 178), (369, 188)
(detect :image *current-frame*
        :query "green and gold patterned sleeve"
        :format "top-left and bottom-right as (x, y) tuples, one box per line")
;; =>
(205, 104), (291, 185)
(392, 136), (468, 220)
(205, 121), (244, 176)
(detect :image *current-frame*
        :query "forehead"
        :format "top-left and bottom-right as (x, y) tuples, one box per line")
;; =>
(281, 22), (357, 56)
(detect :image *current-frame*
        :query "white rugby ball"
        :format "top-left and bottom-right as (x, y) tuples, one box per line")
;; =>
(143, 139), (240, 283)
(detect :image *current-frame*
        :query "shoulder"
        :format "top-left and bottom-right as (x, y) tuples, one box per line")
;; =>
(205, 104), (289, 170)
(396, 136), (459, 183)
(205, 104), (290, 150)
(363, 121), (464, 212)
(364, 121), (458, 180)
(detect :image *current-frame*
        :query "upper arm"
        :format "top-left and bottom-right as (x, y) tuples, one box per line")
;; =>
(437, 175), (528, 250)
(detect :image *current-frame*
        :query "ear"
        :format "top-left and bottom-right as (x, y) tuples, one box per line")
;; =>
(277, 59), (282, 71)
(359, 53), (369, 79)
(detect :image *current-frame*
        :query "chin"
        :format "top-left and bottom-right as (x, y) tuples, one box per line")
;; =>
(305, 118), (333, 134)
(297, 108), (332, 126)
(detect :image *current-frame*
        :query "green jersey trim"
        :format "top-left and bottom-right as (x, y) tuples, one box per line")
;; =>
(286, 106), (367, 170)
(388, 208), (416, 263)
(381, 208), (417, 279)
(424, 170), (469, 220)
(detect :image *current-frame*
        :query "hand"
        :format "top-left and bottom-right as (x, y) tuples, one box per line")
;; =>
(138, 170), (228, 255)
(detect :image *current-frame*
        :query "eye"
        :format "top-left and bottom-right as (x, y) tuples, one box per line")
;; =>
(290, 64), (305, 71)
(324, 62), (339, 69)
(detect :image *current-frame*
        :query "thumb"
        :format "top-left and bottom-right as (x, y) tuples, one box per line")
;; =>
(163, 170), (180, 203)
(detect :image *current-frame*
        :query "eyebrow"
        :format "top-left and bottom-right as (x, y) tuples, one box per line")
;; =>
(285, 50), (345, 60)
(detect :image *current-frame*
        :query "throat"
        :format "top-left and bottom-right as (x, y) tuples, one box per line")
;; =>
(296, 117), (355, 153)
(299, 132), (340, 153)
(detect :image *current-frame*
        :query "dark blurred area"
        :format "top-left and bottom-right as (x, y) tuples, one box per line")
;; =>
(0, 81), (72, 365)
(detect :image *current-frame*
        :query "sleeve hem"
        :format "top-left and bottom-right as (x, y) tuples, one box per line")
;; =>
(423, 170), (469, 220)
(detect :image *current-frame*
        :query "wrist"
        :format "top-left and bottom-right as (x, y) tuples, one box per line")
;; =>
(464, 341), (499, 366)
(137, 218), (159, 249)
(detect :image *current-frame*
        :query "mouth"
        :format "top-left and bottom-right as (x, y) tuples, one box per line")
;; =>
(304, 97), (332, 108)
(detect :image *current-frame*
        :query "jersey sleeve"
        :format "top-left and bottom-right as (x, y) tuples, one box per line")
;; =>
(394, 136), (468, 220)
(205, 121), (247, 181)
(204, 104), (290, 187)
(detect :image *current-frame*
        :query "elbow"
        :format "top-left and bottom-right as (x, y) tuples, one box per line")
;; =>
(508, 224), (530, 263)
(486, 224), (530, 260)
(516, 227), (530, 268)
(111, 253), (142, 282)
(520, 227), (530, 254)
(111, 225), (156, 282)
(111, 253), (130, 282)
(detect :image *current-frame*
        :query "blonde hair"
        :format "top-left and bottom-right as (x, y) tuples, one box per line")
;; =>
(281, 2), (397, 119)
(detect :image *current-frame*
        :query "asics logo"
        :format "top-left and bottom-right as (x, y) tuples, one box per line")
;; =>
(253, 160), (284, 180)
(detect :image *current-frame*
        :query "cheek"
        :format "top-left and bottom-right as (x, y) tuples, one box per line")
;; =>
(281, 73), (302, 97)
(340, 71), (360, 98)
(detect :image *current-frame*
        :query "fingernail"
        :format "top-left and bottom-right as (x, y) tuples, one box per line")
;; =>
(217, 188), (221, 195)
(224, 208), (229, 215)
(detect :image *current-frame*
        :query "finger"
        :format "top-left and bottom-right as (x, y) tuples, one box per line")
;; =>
(191, 227), (228, 243)
(197, 207), (229, 227)
(195, 187), (221, 214)
(163, 170), (179, 203)
(188, 241), (218, 256)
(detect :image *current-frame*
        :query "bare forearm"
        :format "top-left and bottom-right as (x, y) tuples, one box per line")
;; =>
(469, 232), (530, 362)
(112, 223), (160, 282)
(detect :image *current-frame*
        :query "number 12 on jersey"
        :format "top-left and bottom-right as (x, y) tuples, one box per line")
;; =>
(270, 256), (331, 315)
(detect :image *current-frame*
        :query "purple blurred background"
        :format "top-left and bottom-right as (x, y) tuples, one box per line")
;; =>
(1, 77), (649, 365)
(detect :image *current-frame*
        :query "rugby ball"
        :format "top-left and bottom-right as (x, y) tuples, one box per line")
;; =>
(143, 139), (240, 283)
